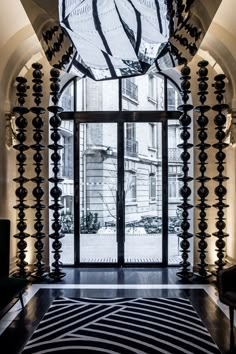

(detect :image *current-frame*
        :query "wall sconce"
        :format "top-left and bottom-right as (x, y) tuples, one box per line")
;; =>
(5, 112), (17, 149)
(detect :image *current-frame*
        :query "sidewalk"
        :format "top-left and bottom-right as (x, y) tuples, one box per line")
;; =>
(58, 233), (181, 265)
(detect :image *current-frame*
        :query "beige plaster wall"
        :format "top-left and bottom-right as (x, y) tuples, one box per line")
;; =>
(226, 145), (236, 263)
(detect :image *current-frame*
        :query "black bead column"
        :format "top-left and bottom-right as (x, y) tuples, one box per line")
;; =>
(48, 68), (65, 280)
(30, 63), (47, 279)
(42, 25), (74, 71)
(13, 77), (30, 278)
(212, 74), (229, 275)
(165, 1), (175, 37)
(194, 60), (212, 278)
(177, 63), (194, 278)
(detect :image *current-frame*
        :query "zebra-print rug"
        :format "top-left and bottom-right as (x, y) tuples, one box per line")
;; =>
(22, 297), (221, 354)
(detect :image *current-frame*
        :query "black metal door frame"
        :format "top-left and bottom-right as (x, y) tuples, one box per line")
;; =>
(61, 110), (180, 267)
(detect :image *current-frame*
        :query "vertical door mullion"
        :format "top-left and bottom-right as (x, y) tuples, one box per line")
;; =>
(74, 120), (80, 266)
(162, 119), (168, 265)
(117, 121), (125, 265)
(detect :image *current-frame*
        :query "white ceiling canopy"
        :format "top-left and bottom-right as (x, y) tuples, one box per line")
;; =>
(21, 0), (222, 80)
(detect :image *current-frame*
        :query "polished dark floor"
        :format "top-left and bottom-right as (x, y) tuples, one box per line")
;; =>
(0, 267), (235, 354)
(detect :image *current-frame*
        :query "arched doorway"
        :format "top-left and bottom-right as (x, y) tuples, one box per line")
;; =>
(51, 73), (194, 266)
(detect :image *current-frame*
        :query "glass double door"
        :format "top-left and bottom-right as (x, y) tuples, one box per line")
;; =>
(75, 113), (167, 266)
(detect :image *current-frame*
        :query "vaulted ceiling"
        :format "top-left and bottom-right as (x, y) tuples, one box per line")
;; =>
(0, 0), (236, 105)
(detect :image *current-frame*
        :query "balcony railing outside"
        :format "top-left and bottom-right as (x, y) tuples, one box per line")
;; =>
(168, 148), (181, 161)
(122, 79), (138, 101)
(125, 138), (138, 157)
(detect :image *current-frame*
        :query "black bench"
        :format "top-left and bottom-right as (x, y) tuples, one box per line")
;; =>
(0, 219), (29, 317)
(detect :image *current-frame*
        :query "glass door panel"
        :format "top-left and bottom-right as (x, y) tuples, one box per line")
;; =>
(79, 122), (118, 263)
(57, 120), (74, 265)
(124, 122), (163, 263)
(168, 119), (182, 264)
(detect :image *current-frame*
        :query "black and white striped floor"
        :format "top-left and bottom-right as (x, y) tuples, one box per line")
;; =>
(0, 267), (234, 354)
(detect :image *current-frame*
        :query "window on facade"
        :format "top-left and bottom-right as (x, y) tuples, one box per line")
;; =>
(59, 82), (74, 111)
(122, 77), (138, 101)
(60, 134), (73, 178)
(126, 122), (137, 156)
(167, 80), (182, 111)
(149, 123), (156, 148)
(148, 75), (155, 100)
(169, 166), (182, 174)
(168, 125), (176, 147)
(156, 75), (165, 110)
(149, 175), (157, 201)
(168, 176), (179, 199)
(167, 88), (175, 110)
(126, 122), (135, 140)
(126, 174), (137, 203)
(61, 195), (74, 215)
(168, 123), (181, 162)
(168, 167), (180, 199)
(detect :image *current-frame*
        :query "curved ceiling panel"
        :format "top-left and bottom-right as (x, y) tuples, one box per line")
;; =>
(21, 0), (222, 80)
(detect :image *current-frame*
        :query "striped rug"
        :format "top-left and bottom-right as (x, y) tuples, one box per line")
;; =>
(22, 297), (221, 354)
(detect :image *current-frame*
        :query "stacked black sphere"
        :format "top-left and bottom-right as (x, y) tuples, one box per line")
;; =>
(30, 63), (47, 279)
(165, 0), (175, 36)
(13, 77), (30, 278)
(177, 63), (194, 278)
(185, 0), (195, 12)
(194, 60), (212, 278)
(212, 74), (229, 275)
(42, 25), (74, 71)
(48, 68), (65, 280)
